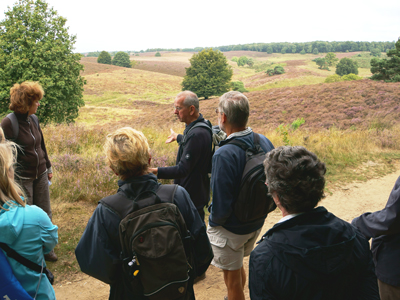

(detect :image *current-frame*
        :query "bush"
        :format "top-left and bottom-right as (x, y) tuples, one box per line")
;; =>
(325, 74), (343, 83)
(230, 81), (248, 93)
(266, 66), (285, 76)
(112, 52), (132, 68)
(237, 56), (248, 66)
(155, 52), (161, 57)
(336, 58), (358, 76)
(300, 49), (306, 55)
(231, 57), (238, 62)
(342, 74), (363, 81)
(97, 51), (112, 64)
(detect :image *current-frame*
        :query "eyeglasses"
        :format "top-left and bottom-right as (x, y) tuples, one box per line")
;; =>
(174, 106), (184, 111)
(215, 108), (223, 114)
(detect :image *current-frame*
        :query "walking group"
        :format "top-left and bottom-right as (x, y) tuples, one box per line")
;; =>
(0, 82), (399, 300)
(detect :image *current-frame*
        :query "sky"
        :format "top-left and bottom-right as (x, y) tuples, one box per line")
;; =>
(1, 0), (399, 53)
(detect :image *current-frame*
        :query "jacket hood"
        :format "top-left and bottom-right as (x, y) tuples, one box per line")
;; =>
(262, 207), (358, 280)
(0, 201), (24, 244)
(117, 173), (161, 200)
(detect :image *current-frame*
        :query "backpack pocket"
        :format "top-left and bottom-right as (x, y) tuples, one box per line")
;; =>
(132, 222), (189, 300)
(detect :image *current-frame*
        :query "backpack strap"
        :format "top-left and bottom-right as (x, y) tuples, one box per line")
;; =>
(30, 114), (40, 129)
(224, 133), (261, 152)
(180, 121), (212, 146)
(6, 113), (19, 139)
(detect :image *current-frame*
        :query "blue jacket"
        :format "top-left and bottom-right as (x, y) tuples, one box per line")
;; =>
(209, 130), (274, 234)
(75, 173), (213, 300)
(0, 202), (58, 299)
(352, 176), (400, 287)
(250, 207), (379, 300)
(158, 114), (212, 210)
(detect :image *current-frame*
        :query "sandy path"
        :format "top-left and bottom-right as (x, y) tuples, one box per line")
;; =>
(54, 169), (400, 299)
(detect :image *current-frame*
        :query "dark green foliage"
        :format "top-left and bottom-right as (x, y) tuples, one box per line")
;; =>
(112, 52), (131, 68)
(370, 38), (400, 82)
(314, 58), (329, 70)
(266, 66), (285, 76)
(247, 58), (254, 67)
(281, 47), (287, 54)
(182, 48), (233, 99)
(313, 48), (319, 55)
(267, 47), (273, 54)
(230, 81), (248, 93)
(87, 52), (101, 57)
(300, 49), (306, 55)
(237, 56), (248, 66)
(335, 58), (358, 76)
(0, 0), (85, 124)
(370, 48), (381, 57)
(231, 57), (238, 62)
(155, 51), (161, 57)
(97, 51), (111, 64)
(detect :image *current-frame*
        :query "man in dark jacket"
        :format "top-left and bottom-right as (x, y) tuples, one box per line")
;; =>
(249, 146), (379, 300)
(352, 176), (400, 299)
(75, 127), (213, 300)
(150, 91), (212, 222)
(208, 91), (274, 300)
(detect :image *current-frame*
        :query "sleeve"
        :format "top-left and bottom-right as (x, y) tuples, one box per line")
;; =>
(37, 120), (51, 169)
(173, 187), (213, 276)
(209, 152), (240, 225)
(35, 207), (58, 254)
(249, 245), (278, 300)
(157, 130), (209, 180)
(352, 176), (400, 239)
(75, 204), (122, 284)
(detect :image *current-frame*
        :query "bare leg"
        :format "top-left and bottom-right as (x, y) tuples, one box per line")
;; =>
(223, 267), (245, 300)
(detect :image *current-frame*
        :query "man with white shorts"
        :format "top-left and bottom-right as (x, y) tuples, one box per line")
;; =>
(207, 91), (274, 300)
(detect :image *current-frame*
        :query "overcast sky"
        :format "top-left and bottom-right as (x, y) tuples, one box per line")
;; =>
(1, 0), (399, 53)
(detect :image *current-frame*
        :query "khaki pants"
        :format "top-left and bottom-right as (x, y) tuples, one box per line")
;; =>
(18, 170), (52, 220)
(378, 279), (400, 300)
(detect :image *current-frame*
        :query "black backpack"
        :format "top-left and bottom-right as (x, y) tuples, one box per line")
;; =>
(5, 113), (39, 140)
(224, 133), (276, 223)
(101, 184), (193, 300)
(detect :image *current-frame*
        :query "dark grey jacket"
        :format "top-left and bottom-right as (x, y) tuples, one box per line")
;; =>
(352, 175), (400, 287)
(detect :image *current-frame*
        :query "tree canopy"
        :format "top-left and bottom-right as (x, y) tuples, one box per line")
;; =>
(325, 52), (339, 66)
(182, 48), (233, 99)
(97, 51), (112, 64)
(112, 51), (131, 68)
(335, 58), (358, 76)
(370, 38), (400, 82)
(0, 0), (85, 124)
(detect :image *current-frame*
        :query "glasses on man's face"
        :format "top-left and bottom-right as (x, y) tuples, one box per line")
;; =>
(215, 108), (222, 114)
(174, 106), (183, 111)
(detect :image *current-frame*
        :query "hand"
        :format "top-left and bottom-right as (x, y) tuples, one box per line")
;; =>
(165, 129), (178, 144)
(149, 168), (158, 175)
(48, 173), (53, 181)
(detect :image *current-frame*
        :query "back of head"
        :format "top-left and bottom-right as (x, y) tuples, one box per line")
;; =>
(9, 81), (44, 114)
(104, 127), (150, 180)
(264, 146), (326, 214)
(218, 91), (249, 128)
(0, 142), (25, 209)
(179, 91), (199, 112)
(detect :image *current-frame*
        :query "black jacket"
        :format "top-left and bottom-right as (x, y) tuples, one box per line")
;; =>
(249, 207), (379, 300)
(352, 176), (400, 287)
(158, 114), (212, 210)
(75, 174), (213, 300)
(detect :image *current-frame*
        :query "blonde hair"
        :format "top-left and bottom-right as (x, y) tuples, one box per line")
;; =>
(0, 127), (5, 143)
(104, 127), (150, 180)
(0, 141), (26, 210)
(9, 81), (44, 114)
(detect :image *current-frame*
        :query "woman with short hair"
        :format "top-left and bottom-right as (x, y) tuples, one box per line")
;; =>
(0, 81), (56, 261)
(0, 139), (58, 299)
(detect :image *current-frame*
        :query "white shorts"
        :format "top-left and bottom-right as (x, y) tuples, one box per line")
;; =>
(207, 225), (261, 271)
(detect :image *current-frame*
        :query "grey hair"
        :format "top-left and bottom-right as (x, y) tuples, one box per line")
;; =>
(218, 91), (249, 128)
(178, 91), (199, 112)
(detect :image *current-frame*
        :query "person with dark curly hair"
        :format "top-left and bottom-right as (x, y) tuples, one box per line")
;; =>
(249, 146), (379, 300)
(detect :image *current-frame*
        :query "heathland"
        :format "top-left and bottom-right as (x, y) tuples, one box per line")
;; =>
(38, 50), (400, 291)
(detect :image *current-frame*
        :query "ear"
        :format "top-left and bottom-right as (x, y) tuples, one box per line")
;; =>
(272, 192), (280, 206)
(221, 112), (227, 124)
(189, 105), (195, 115)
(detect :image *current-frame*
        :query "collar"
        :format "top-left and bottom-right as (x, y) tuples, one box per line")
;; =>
(117, 173), (158, 187)
(226, 127), (252, 140)
(184, 114), (205, 134)
(277, 212), (304, 223)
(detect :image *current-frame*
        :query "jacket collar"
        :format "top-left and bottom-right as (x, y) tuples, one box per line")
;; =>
(183, 113), (205, 134)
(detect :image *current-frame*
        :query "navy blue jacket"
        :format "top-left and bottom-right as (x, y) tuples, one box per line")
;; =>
(209, 130), (274, 234)
(352, 176), (400, 287)
(75, 174), (213, 300)
(158, 114), (212, 211)
(249, 207), (379, 300)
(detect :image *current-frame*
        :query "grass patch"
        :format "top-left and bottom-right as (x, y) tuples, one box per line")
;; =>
(248, 76), (325, 91)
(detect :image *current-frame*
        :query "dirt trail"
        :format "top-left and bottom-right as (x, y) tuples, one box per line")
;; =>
(54, 169), (400, 299)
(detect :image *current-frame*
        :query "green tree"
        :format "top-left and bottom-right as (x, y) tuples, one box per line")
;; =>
(370, 38), (400, 82)
(97, 51), (112, 64)
(231, 57), (238, 62)
(335, 58), (358, 76)
(314, 58), (329, 70)
(237, 56), (248, 66)
(300, 49), (306, 55)
(266, 66), (285, 76)
(325, 52), (339, 66)
(0, 0), (85, 124)
(246, 58), (254, 67)
(155, 51), (161, 57)
(312, 48), (319, 55)
(267, 46), (273, 54)
(87, 51), (100, 57)
(370, 48), (381, 57)
(182, 48), (233, 99)
(112, 51), (132, 68)
(230, 81), (248, 93)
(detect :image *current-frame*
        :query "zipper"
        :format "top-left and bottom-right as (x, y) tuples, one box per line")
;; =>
(28, 117), (39, 179)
